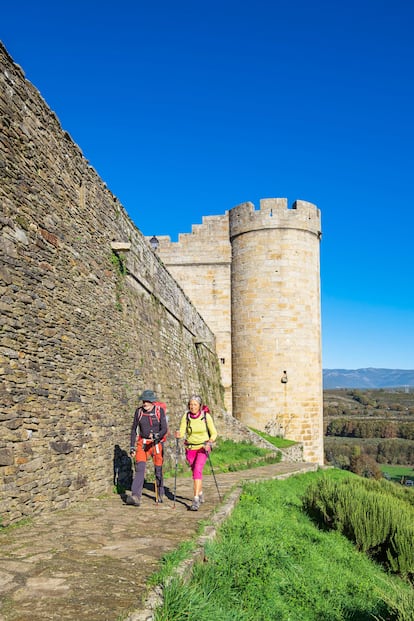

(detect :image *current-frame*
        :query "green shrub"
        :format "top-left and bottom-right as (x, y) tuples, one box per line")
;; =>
(303, 474), (414, 582)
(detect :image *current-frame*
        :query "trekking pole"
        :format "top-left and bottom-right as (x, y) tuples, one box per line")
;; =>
(206, 447), (222, 502)
(154, 436), (159, 504)
(173, 437), (179, 509)
(154, 474), (159, 503)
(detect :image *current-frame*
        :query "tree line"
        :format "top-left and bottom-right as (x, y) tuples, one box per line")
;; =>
(325, 438), (414, 470)
(323, 389), (414, 473)
(325, 418), (414, 440)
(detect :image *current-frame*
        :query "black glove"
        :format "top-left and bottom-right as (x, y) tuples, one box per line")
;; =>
(152, 432), (160, 442)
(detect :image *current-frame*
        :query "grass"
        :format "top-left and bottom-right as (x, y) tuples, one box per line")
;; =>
(207, 439), (281, 472)
(380, 464), (414, 483)
(153, 469), (414, 620)
(249, 427), (298, 448)
(0, 516), (33, 532)
(162, 438), (281, 479)
(147, 539), (197, 586)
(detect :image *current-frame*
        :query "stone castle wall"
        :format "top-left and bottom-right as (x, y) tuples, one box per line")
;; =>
(0, 43), (225, 526)
(156, 215), (233, 412)
(154, 199), (324, 463)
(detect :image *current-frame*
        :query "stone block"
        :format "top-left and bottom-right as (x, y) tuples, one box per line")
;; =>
(0, 448), (14, 466)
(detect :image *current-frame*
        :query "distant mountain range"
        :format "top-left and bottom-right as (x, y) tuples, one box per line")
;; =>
(323, 368), (414, 389)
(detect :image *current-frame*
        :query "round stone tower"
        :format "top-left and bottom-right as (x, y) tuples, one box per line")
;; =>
(229, 198), (323, 463)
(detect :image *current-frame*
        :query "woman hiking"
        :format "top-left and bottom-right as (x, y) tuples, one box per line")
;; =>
(175, 394), (217, 511)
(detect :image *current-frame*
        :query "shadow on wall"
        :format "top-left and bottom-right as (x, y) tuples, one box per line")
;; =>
(113, 445), (133, 493)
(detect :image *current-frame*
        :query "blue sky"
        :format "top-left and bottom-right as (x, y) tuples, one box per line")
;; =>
(2, 0), (413, 369)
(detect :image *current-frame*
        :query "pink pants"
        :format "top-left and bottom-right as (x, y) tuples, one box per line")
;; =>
(185, 447), (208, 480)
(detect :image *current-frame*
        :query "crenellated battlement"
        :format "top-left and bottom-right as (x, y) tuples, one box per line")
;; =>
(229, 198), (321, 240)
(184, 214), (229, 240)
(148, 214), (231, 265)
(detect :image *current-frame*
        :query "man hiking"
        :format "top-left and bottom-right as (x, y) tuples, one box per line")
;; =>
(127, 390), (168, 506)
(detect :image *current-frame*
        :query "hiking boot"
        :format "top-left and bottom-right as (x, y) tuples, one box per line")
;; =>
(190, 497), (200, 511)
(199, 492), (205, 504)
(126, 494), (141, 507)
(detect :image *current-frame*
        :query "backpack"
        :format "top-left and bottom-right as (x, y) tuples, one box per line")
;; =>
(138, 401), (168, 443)
(186, 405), (210, 438)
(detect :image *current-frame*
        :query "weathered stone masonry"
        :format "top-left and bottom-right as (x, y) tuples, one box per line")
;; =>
(0, 41), (323, 526)
(0, 43), (228, 526)
(153, 200), (324, 464)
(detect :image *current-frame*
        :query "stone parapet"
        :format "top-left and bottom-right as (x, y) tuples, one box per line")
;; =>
(153, 214), (231, 264)
(229, 198), (321, 240)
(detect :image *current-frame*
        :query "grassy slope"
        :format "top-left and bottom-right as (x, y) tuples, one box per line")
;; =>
(162, 438), (281, 479)
(154, 469), (413, 621)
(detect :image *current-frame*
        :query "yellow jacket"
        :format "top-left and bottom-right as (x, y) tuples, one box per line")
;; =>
(179, 409), (217, 448)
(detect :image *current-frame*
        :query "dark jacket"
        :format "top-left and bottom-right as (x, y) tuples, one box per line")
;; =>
(130, 405), (168, 449)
